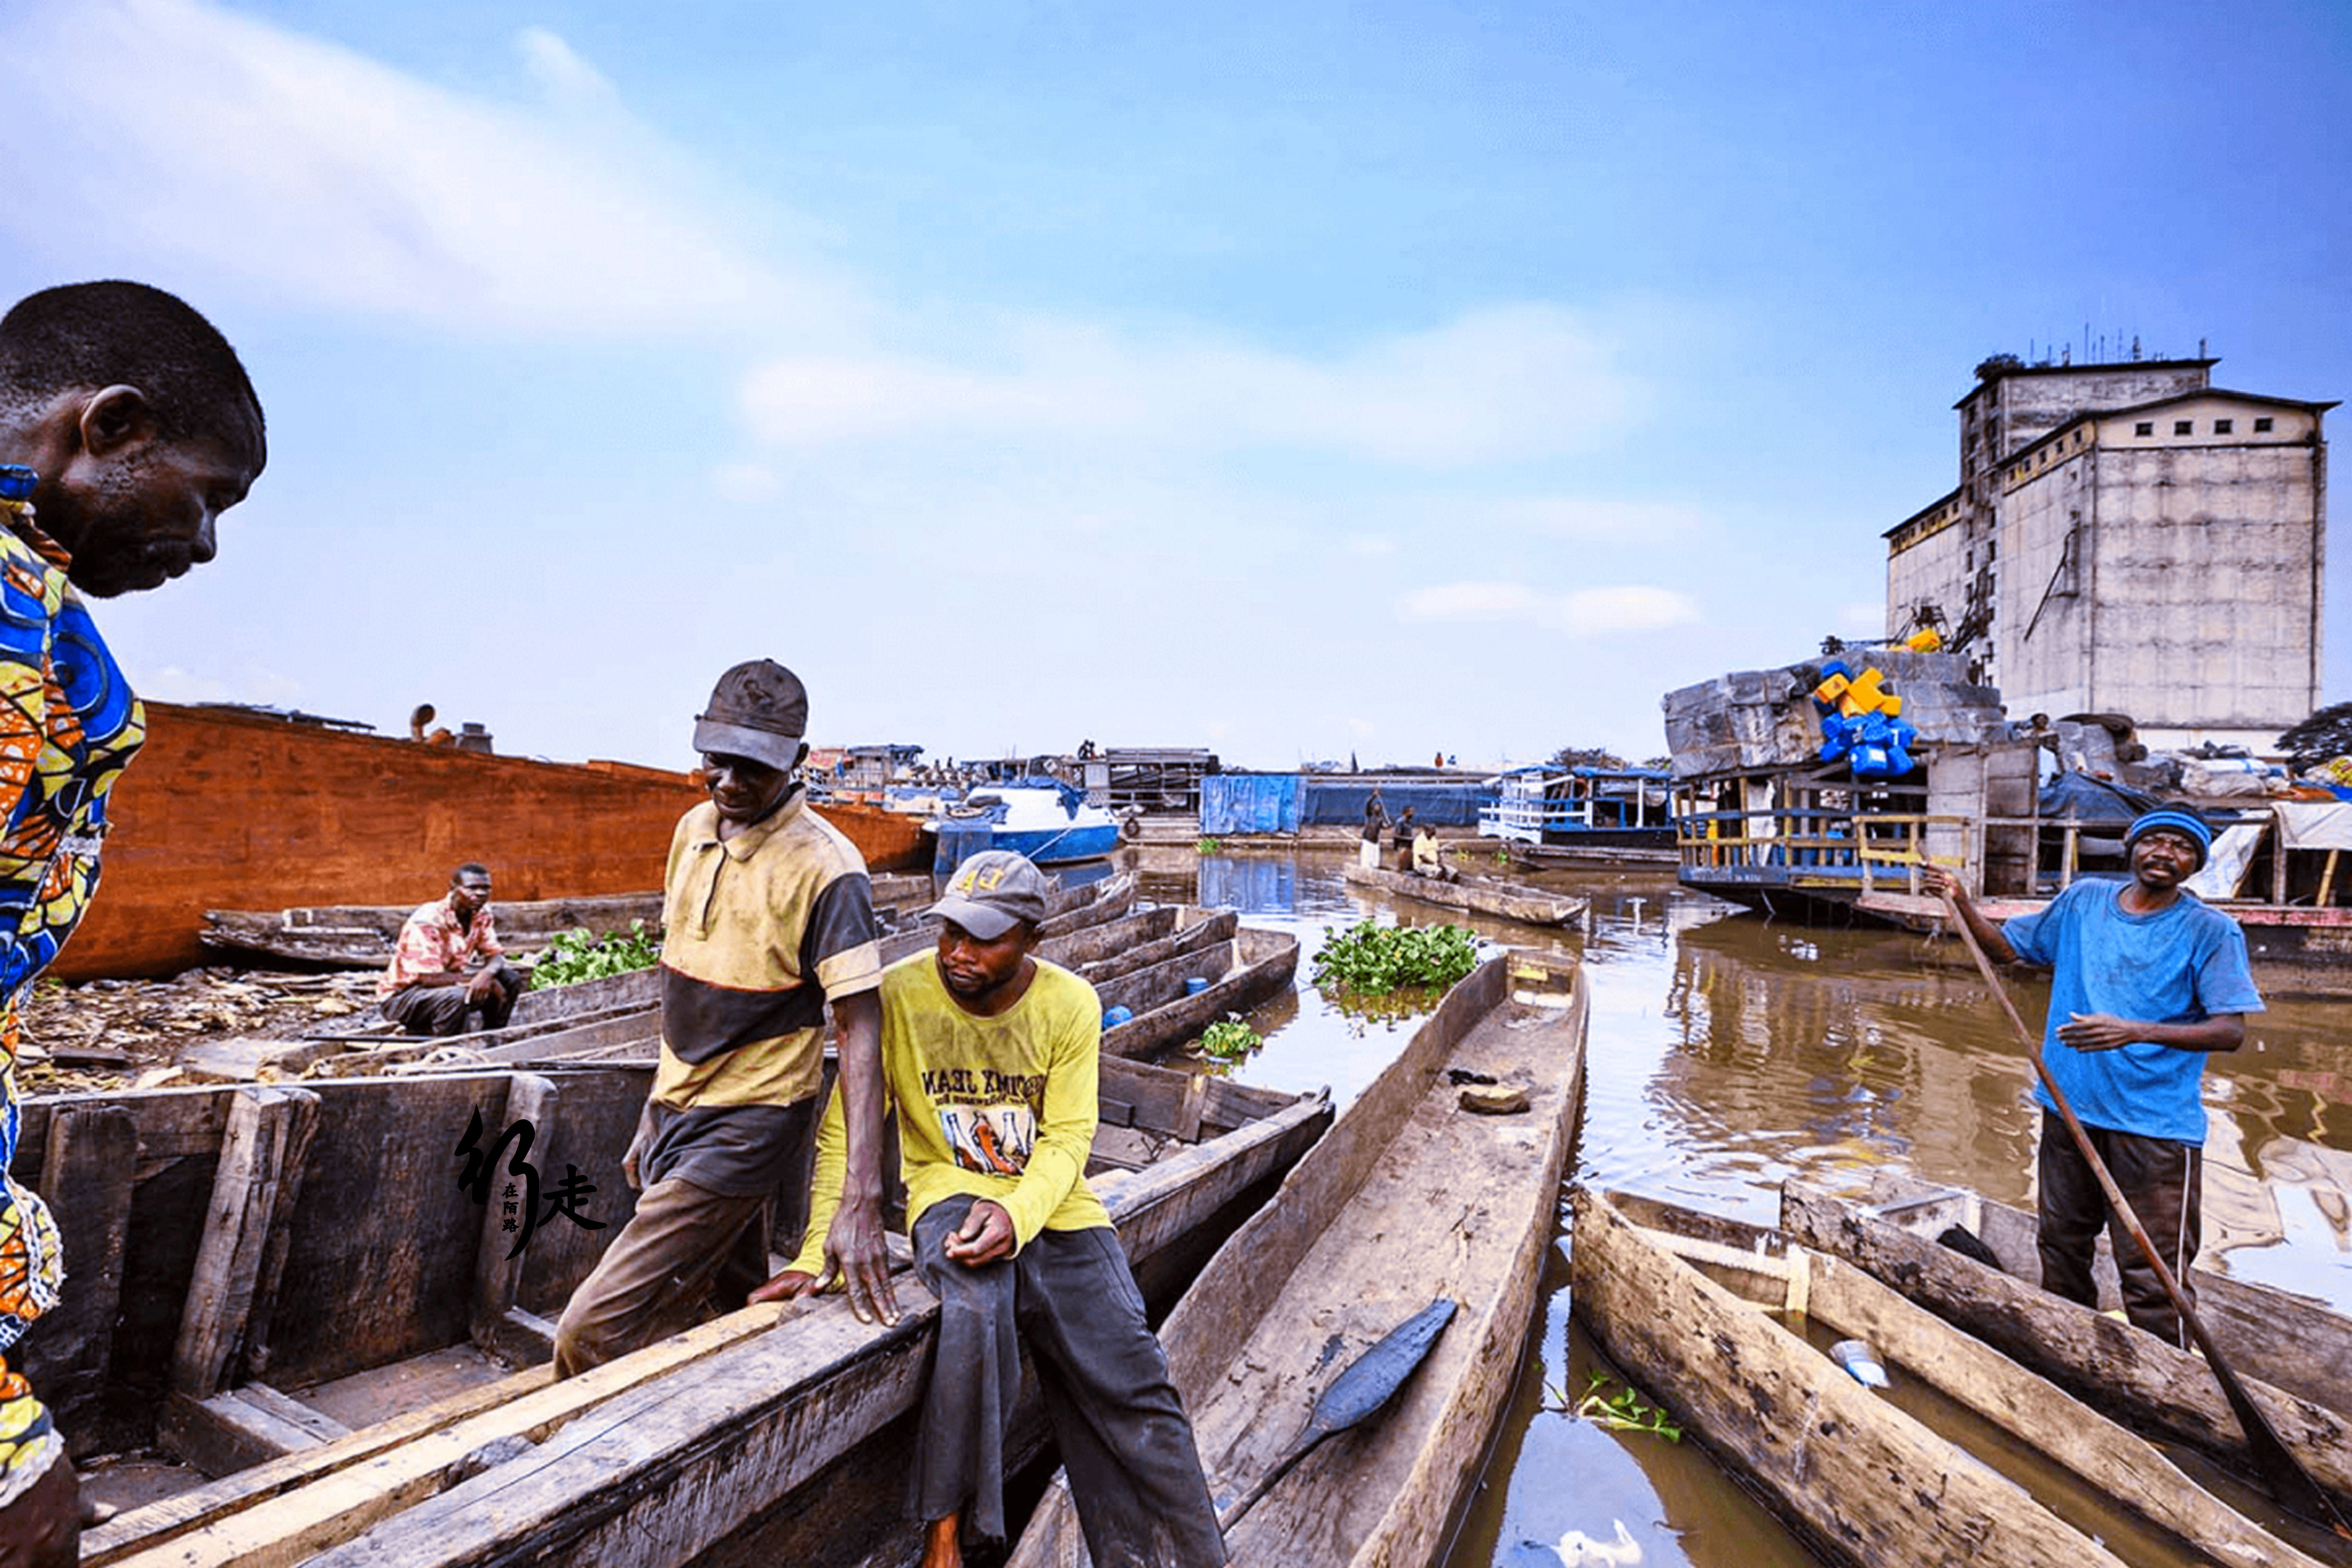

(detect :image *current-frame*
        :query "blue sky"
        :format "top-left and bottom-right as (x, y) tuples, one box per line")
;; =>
(2, 0), (2345, 771)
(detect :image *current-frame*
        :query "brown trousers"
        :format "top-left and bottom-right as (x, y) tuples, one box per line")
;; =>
(2036, 1117), (2202, 1348)
(551, 1175), (771, 1378)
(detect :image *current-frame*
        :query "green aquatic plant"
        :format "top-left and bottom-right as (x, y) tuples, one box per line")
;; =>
(1548, 1372), (1682, 1442)
(1309, 920), (1478, 1000)
(1195, 836), (1222, 854)
(529, 920), (661, 989)
(1196, 1019), (1263, 1061)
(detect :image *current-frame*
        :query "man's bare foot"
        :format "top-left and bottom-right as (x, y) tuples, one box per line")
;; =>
(920, 1512), (962, 1568)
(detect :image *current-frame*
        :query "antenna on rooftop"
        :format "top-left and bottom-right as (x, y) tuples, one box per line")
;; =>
(2199, 336), (2209, 359)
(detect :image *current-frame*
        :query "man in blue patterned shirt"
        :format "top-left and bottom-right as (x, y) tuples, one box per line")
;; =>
(0, 282), (263, 1563)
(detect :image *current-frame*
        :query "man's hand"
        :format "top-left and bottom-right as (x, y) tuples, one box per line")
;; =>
(463, 967), (501, 1004)
(620, 1103), (656, 1190)
(824, 1196), (900, 1326)
(2056, 1012), (2138, 1052)
(0, 1446), (79, 1568)
(941, 1199), (1015, 1267)
(748, 1268), (820, 1305)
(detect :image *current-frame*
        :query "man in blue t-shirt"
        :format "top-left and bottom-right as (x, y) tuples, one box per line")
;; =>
(1930, 806), (2263, 1347)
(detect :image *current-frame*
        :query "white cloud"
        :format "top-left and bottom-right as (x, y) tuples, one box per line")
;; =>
(1398, 582), (1546, 622)
(709, 463), (783, 504)
(1345, 536), (1397, 556)
(738, 304), (1643, 466)
(1398, 581), (1702, 638)
(0, 0), (849, 337)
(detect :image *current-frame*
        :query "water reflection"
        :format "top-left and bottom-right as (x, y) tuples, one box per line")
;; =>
(1121, 845), (2352, 1566)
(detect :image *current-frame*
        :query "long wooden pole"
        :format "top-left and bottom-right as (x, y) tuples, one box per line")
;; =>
(1941, 891), (2352, 1540)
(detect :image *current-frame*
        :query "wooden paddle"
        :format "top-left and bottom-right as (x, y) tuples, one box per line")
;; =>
(1940, 889), (2352, 1540)
(1214, 1296), (1458, 1531)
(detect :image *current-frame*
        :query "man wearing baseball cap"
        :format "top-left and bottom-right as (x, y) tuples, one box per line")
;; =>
(1929, 805), (2263, 1345)
(759, 850), (1223, 1568)
(553, 659), (898, 1374)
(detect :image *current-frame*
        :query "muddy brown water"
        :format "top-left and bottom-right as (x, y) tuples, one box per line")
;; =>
(1134, 847), (2352, 1568)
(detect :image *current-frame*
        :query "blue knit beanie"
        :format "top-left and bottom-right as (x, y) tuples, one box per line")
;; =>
(2125, 807), (2212, 869)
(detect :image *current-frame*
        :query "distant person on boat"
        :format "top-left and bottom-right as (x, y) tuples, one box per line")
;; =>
(553, 659), (898, 1376)
(1360, 789), (1388, 870)
(0, 280), (265, 1564)
(1412, 822), (1457, 882)
(1927, 807), (2262, 1348)
(376, 863), (526, 1035)
(1392, 805), (1417, 871)
(756, 850), (1224, 1568)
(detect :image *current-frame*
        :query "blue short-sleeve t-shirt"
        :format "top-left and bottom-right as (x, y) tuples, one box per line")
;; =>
(2000, 880), (2263, 1144)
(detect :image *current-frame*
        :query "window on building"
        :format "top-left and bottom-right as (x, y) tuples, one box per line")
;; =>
(2254, 416), (2274, 432)
(2174, 420), (2193, 435)
(2135, 422), (2154, 436)
(2214, 419), (2234, 434)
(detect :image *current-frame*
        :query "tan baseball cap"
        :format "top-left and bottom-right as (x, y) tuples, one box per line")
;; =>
(929, 850), (1050, 939)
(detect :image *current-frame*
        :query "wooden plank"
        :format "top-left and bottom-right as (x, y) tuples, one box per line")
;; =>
(18, 1103), (137, 1448)
(161, 1387), (333, 1478)
(1571, 1191), (2129, 1568)
(1780, 1182), (2352, 1503)
(107, 1305), (797, 1568)
(1801, 1247), (2333, 1568)
(471, 1075), (559, 1355)
(238, 1383), (354, 1448)
(84, 1366), (558, 1566)
(171, 1087), (322, 1399)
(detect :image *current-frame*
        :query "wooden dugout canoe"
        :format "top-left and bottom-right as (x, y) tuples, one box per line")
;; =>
(1008, 952), (1589, 1568)
(1570, 1187), (2340, 1568)
(65, 1050), (1330, 1568)
(1342, 860), (1588, 927)
(1778, 1174), (2352, 1522)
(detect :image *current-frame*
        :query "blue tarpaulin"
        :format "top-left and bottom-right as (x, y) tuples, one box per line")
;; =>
(1300, 780), (1493, 828)
(1200, 773), (1302, 835)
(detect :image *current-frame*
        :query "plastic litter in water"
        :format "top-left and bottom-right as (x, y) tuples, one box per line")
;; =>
(1831, 1338), (1889, 1389)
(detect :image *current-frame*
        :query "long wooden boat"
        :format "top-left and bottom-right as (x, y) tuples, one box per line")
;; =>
(1342, 860), (1588, 927)
(58, 1050), (1330, 1567)
(199, 871), (947, 971)
(305, 904), (1265, 1079)
(1570, 1187), (2341, 1568)
(1778, 1174), (2352, 1517)
(65, 701), (931, 981)
(1097, 922), (1298, 1062)
(1503, 839), (1677, 871)
(1009, 952), (1588, 1567)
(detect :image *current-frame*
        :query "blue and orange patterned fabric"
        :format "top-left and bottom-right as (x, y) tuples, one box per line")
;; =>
(0, 468), (145, 1506)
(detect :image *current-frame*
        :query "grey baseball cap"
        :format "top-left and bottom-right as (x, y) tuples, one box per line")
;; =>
(693, 659), (808, 771)
(929, 850), (1051, 940)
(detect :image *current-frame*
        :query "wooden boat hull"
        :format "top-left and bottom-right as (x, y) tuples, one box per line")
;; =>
(1342, 860), (1588, 926)
(64, 702), (930, 982)
(1503, 839), (1677, 870)
(1570, 1188), (2334, 1568)
(68, 1056), (1331, 1567)
(1778, 1175), (2352, 1512)
(1098, 924), (1298, 1062)
(1011, 953), (1589, 1568)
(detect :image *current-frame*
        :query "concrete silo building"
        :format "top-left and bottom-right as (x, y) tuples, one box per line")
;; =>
(1884, 352), (2333, 752)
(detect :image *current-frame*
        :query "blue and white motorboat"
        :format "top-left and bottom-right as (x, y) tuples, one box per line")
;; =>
(928, 776), (1123, 869)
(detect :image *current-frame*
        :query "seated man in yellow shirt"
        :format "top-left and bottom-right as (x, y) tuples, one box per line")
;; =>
(757, 851), (1225, 1568)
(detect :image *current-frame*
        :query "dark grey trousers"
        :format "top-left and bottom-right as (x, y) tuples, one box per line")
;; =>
(383, 958), (526, 1036)
(2036, 1117), (2202, 1348)
(911, 1194), (1225, 1567)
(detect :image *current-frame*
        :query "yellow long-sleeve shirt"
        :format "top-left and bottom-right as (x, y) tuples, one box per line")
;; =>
(791, 951), (1111, 1274)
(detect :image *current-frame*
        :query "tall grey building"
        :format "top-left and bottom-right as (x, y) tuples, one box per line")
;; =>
(1884, 353), (2333, 752)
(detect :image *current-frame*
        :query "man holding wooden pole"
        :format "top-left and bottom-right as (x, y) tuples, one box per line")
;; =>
(1928, 806), (2262, 1347)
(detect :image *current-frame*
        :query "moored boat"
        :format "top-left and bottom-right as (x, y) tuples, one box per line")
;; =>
(65, 700), (931, 981)
(67, 1054), (1332, 1566)
(1342, 860), (1588, 927)
(928, 777), (1123, 866)
(1008, 952), (1588, 1566)
(1570, 1186), (2341, 1568)
(1778, 1174), (2352, 1514)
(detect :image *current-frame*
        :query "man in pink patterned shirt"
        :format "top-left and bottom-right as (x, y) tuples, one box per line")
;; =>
(378, 862), (525, 1035)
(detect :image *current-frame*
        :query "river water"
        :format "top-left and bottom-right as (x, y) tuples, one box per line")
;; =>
(1129, 846), (2352, 1568)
